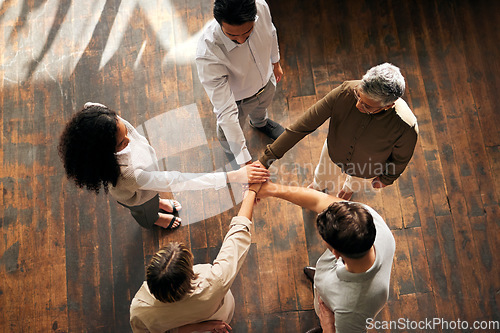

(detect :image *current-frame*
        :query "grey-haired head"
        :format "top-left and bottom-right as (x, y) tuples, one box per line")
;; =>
(360, 63), (405, 106)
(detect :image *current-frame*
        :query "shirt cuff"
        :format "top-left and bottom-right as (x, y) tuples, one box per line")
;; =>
(214, 172), (228, 190)
(234, 148), (252, 165)
(259, 144), (279, 168)
(230, 216), (253, 231)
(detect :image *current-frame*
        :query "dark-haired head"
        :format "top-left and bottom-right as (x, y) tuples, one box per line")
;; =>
(316, 202), (376, 259)
(58, 103), (120, 194)
(146, 243), (197, 303)
(214, 0), (257, 25)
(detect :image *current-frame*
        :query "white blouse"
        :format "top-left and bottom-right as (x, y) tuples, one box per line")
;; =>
(109, 117), (226, 206)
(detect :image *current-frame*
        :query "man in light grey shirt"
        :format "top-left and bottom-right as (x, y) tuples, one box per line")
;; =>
(257, 182), (396, 333)
(196, 0), (285, 166)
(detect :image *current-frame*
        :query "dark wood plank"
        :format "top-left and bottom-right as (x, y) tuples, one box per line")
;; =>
(251, 198), (281, 314)
(2, 0), (500, 332)
(233, 244), (263, 319)
(392, 229), (416, 298)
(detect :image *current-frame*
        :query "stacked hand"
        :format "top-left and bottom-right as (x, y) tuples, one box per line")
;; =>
(232, 161), (276, 203)
(253, 179), (276, 199)
(229, 161), (270, 184)
(244, 179), (280, 204)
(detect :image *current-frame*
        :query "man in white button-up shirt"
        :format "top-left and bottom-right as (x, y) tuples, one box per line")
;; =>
(196, 0), (285, 167)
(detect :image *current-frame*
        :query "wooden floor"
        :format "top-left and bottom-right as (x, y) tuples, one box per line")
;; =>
(1, 0), (499, 332)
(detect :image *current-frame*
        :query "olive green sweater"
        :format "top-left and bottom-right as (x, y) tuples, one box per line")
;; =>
(259, 80), (418, 185)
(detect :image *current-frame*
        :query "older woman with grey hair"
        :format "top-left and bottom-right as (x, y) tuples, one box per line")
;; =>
(258, 62), (418, 200)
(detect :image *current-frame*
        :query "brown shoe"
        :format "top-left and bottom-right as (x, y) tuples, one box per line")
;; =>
(303, 266), (316, 283)
(305, 327), (322, 333)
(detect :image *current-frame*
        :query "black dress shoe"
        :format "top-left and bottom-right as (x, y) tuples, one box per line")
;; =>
(250, 119), (285, 140)
(305, 327), (322, 333)
(303, 266), (316, 283)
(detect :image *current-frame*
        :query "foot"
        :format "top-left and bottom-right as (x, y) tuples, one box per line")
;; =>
(250, 119), (285, 140)
(337, 189), (353, 201)
(159, 199), (182, 214)
(303, 266), (316, 283)
(155, 213), (182, 230)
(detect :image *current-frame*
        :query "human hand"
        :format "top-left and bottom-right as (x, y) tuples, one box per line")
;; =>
(208, 320), (231, 333)
(371, 177), (388, 189)
(245, 182), (263, 203)
(202, 320), (232, 333)
(253, 159), (267, 169)
(317, 297), (335, 333)
(273, 62), (283, 83)
(249, 182), (262, 193)
(240, 160), (253, 167)
(337, 189), (353, 201)
(177, 320), (232, 333)
(255, 180), (278, 199)
(229, 161), (270, 183)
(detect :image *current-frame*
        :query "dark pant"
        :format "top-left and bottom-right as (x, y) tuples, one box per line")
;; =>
(217, 78), (277, 154)
(118, 194), (160, 229)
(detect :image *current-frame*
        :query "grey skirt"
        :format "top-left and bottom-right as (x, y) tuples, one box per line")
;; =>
(118, 194), (160, 229)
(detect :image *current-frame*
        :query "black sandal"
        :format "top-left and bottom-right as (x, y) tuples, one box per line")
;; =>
(170, 199), (181, 214)
(159, 199), (182, 214)
(165, 216), (181, 230)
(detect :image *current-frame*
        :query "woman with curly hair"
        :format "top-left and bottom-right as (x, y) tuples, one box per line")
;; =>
(59, 102), (269, 229)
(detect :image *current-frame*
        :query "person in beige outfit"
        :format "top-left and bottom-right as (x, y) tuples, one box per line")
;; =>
(130, 183), (261, 333)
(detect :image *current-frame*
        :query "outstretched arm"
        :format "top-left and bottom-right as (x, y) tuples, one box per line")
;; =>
(227, 162), (270, 184)
(209, 183), (261, 290)
(134, 162), (268, 193)
(258, 85), (342, 168)
(257, 181), (343, 214)
(237, 183), (262, 220)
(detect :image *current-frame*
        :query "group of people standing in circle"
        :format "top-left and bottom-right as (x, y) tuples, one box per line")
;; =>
(58, 0), (418, 332)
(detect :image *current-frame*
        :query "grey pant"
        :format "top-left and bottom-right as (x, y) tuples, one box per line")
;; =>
(217, 78), (276, 153)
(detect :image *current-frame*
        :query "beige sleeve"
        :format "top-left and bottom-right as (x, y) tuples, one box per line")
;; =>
(210, 216), (253, 289)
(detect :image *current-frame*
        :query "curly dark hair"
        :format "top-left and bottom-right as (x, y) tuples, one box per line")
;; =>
(58, 104), (120, 194)
(316, 202), (376, 259)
